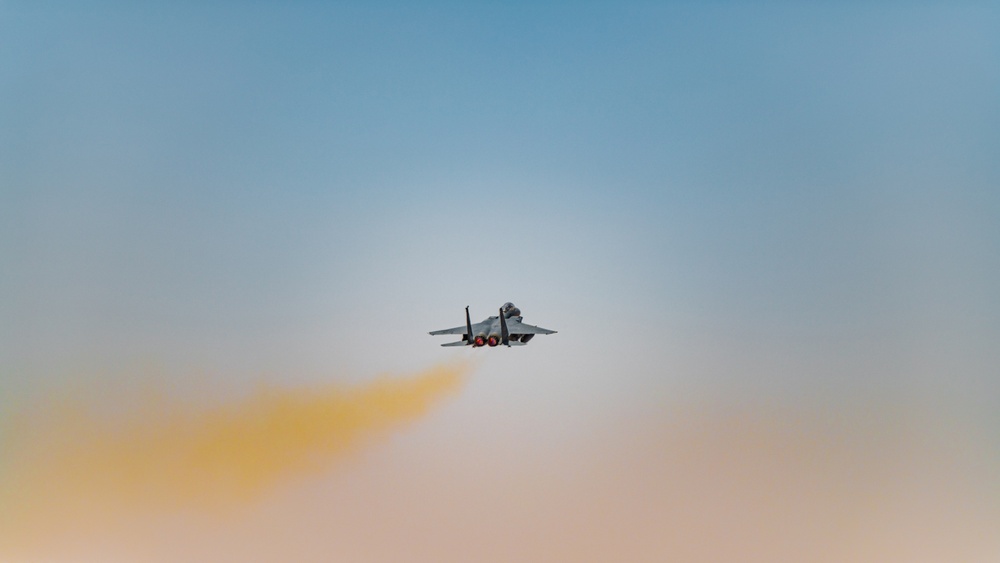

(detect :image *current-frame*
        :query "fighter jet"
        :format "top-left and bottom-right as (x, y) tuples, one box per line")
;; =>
(429, 302), (557, 347)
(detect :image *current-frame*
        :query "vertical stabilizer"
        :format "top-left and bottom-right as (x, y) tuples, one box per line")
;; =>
(499, 306), (510, 346)
(465, 306), (473, 343)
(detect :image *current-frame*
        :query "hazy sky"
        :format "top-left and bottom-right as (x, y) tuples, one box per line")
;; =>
(2, 3), (999, 561)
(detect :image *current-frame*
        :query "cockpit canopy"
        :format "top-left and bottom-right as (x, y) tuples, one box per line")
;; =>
(502, 302), (521, 318)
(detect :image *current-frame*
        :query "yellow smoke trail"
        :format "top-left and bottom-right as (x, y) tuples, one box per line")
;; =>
(0, 363), (469, 554)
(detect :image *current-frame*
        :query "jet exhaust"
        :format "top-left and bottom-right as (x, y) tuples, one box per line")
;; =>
(0, 363), (471, 554)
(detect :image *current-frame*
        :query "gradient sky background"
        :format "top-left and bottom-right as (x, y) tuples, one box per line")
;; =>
(3, 3), (1000, 561)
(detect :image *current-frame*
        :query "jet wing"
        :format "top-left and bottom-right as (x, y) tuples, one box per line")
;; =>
(505, 318), (557, 335)
(429, 326), (468, 336)
(429, 320), (490, 336)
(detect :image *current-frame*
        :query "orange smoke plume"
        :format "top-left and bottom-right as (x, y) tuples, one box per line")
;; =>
(0, 363), (469, 554)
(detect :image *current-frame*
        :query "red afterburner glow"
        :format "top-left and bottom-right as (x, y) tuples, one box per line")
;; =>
(487, 336), (498, 347)
(474, 336), (485, 347)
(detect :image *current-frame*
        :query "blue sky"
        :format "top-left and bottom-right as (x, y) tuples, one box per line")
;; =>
(2, 3), (999, 558)
(5, 2), (998, 404)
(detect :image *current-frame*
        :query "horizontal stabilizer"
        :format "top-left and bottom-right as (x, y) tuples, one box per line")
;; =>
(441, 341), (468, 347)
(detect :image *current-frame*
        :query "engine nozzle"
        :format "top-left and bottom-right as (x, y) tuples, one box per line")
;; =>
(487, 335), (500, 347)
